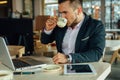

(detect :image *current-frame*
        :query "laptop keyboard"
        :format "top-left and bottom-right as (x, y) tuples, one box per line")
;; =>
(12, 59), (31, 68)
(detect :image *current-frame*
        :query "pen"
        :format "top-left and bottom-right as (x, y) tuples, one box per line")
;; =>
(14, 71), (35, 75)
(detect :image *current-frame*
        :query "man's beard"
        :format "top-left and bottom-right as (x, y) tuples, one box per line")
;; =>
(69, 15), (78, 28)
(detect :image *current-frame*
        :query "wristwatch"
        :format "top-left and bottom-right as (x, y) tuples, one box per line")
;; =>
(66, 55), (70, 62)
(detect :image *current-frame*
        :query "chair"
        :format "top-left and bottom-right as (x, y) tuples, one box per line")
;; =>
(8, 45), (25, 58)
(110, 49), (120, 64)
(33, 15), (49, 49)
(33, 15), (49, 52)
(33, 15), (49, 40)
(34, 15), (50, 31)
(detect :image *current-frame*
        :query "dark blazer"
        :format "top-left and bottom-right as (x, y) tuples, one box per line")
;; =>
(41, 13), (106, 63)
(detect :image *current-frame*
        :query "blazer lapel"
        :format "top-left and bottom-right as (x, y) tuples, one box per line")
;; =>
(58, 26), (67, 52)
(75, 14), (90, 52)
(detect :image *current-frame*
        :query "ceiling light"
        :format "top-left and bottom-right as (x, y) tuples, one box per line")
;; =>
(0, 1), (7, 4)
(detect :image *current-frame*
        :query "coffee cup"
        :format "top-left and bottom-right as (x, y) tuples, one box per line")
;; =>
(57, 17), (67, 28)
(0, 70), (13, 80)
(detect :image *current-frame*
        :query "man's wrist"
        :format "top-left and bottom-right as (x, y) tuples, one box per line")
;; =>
(44, 28), (53, 35)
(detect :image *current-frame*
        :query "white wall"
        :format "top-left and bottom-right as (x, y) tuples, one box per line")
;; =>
(34, 0), (43, 16)
(12, 0), (43, 17)
(12, 0), (23, 13)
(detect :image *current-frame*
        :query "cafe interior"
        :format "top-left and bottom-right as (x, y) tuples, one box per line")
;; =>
(0, 0), (120, 80)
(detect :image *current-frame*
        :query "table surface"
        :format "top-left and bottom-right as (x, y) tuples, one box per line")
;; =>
(106, 29), (120, 32)
(106, 40), (120, 51)
(0, 56), (111, 80)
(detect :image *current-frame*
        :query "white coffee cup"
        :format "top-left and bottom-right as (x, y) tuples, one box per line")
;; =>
(57, 17), (67, 28)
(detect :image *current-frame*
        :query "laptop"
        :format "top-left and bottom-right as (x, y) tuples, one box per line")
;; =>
(0, 37), (46, 71)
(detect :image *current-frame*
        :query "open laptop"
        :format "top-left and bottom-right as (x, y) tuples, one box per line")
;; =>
(0, 37), (46, 71)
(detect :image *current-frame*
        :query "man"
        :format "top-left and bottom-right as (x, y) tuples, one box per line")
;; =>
(41, 0), (105, 64)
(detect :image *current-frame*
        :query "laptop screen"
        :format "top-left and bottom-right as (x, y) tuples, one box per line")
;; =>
(0, 37), (46, 71)
(0, 37), (16, 70)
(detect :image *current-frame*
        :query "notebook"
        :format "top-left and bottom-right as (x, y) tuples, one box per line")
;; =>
(0, 37), (46, 71)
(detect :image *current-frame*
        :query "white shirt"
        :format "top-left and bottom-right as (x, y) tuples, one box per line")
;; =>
(62, 18), (84, 62)
(62, 24), (81, 55)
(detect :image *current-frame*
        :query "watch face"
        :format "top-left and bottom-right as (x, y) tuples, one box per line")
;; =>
(67, 58), (70, 62)
(66, 55), (69, 58)
(66, 55), (70, 62)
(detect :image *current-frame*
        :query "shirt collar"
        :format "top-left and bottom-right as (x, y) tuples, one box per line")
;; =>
(68, 15), (85, 30)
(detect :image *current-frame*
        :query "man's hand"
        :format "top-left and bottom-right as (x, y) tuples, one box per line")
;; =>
(53, 52), (68, 64)
(45, 16), (57, 31)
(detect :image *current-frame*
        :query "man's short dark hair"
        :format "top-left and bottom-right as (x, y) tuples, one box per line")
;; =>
(58, 0), (82, 9)
(58, 0), (82, 5)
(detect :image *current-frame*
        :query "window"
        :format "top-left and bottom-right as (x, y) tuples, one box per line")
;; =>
(44, 0), (58, 16)
(23, 0), (34, 18)
(43, 0), (120, 29)
(82, 0), (101, 20)
(105, 0), (120, 29)
(82, 0), (120, 29)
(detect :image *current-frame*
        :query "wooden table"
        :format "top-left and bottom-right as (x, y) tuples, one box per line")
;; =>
(8, 45), (25, 57)
(0, 56), (111, 80)
(105, 29), (120, 40)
